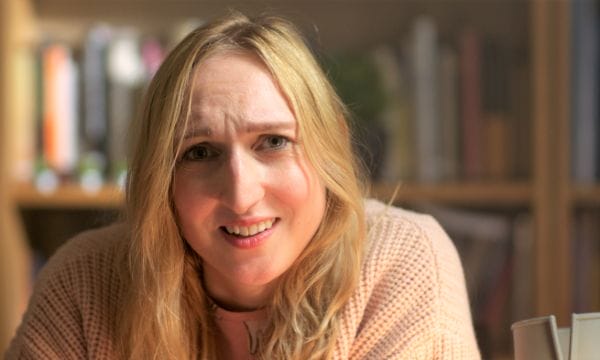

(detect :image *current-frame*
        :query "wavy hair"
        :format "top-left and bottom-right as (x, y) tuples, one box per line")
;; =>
(118, 12), (366, 359)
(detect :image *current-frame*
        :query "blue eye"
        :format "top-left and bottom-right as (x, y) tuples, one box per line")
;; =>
(182, 144), (219, 161)
(261, 135), (289, 150)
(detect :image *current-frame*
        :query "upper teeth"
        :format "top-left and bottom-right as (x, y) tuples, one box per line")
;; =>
(225, 219), (275, 237)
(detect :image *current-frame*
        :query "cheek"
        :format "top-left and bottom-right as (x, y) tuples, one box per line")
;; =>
(271, 160), (326, 227)
(270, 161), (315, 203)
(173, 171), (213, 238)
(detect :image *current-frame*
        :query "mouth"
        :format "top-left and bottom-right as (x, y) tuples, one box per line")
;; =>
(220, 218), (278, 238)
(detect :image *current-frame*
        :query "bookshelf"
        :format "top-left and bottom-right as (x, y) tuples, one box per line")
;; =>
(573, 186), (600, 205)
(12, 182), (532, 210)
(14, 183), (123, 209)
(0, 0), (592, 358)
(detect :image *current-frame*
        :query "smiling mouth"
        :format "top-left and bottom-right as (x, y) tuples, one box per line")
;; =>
(221, 218), (277, 237)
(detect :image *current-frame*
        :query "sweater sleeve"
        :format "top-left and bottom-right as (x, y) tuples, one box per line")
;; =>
(347, 203), (481, 359)
(5, 239), (88, 359)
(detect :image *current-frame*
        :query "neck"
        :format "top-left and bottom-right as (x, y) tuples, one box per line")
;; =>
(201, 266), (276, 312)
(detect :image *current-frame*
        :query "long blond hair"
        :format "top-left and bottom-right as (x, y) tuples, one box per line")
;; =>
(119, 12), (366, 359)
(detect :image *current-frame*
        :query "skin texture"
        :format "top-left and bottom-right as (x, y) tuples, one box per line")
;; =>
(173, 52), (327, 311)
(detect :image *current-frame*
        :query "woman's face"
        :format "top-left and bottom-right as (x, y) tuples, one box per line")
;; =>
(173, 52), (326, 310)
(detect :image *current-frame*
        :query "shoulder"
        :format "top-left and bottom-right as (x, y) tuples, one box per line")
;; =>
(37, 222), (129, 308)
(363, 198), (459, 271)
(32, 222), (127, 284)
(47, 222), (128, 264)
(338, 199), (479, 358)
(363, 198), (474, 325)
(5, 223), (128, 358)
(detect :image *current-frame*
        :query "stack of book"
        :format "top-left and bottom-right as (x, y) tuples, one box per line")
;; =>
(329, 15), (531, 184)
(12, 21), (203, 193)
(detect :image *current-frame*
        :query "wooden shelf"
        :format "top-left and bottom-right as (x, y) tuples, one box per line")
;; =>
(572, 185), (600, 206)
(370, 182), (532, 207)
(12, 181), (532, 209)
(14, 183), (124, 208)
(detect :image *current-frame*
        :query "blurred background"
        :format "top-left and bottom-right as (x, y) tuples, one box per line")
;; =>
(0, 0), (598, 358)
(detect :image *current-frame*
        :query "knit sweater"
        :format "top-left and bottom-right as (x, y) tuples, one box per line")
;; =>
(6, 199), (481, 359)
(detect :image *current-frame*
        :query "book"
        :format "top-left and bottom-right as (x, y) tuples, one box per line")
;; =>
(12, 43), (36, 183)
(141, 36), (165, 82)
(81, 25), (112, 192)
(411, 16), (442, 183)
(459, 28), (483, 181)
(573, 211), (600, 312)
(106, 28), (144, 187)
(371, 45), (414, 182)
(509, 60), (531, 180)
(511, 213), (534, 323)
(41, 43), (79, 178)
(481, 39), (511, 181)
(439, 45), (460, 181)
(571, 0), (600, 183)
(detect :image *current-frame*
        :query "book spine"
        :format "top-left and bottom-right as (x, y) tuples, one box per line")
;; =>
(12, 44), (36, 182)
(571, 0), (599, 183)
(41, 44), (78, 177)
(459, 29), (483, 181)
(439, 45), (459, 181)
(371, 46), (413, 182)
(482, 39), (511, 181)
(412, 16), (441, 183)
(106, 29), (143, 187)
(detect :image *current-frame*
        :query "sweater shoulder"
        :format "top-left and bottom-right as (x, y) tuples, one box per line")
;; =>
(38, 223), (127, 278)
(5, 223), (128, 359)
(36, 222), (129, 298)
(30, 222), (129, 304)
(363, 198), (457, 264)
(340, 199), (479, 358)
(50, 222), (127, 262)
(362, 198), (467, 302)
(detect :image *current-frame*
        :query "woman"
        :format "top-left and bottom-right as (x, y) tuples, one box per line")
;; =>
(7, 12), (480, 359)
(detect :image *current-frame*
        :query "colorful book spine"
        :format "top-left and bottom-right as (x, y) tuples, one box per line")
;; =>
(41, 43), (79, 177)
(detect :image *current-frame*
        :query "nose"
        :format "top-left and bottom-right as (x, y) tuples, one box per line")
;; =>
(219, 149), (265, 214)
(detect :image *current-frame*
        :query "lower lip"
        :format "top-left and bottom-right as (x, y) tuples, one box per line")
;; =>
(221, 221), (277, 249)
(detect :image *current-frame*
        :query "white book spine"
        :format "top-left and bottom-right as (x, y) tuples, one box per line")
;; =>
(412, 16), (441, 183)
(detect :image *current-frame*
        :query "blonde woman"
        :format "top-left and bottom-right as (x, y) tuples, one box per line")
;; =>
(7, 13), (480, 359)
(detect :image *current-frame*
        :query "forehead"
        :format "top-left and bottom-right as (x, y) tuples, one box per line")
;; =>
(185, 51), (297, 133)
(192, 51), (279, 98)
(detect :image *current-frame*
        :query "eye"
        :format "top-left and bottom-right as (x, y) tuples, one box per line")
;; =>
(258, 135), (290, 151)
(181, 144), (220, 161)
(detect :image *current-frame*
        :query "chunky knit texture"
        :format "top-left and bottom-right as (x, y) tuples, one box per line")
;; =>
(6, 199), (480, 359)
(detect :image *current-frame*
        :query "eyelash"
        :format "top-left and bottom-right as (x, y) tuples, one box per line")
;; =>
(180, 135), (291, 162)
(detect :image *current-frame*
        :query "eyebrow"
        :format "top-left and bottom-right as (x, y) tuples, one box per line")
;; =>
(183, 121), (296, 140)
